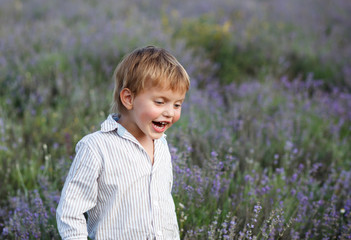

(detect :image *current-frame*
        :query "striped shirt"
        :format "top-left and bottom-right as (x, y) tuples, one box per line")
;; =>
(56, 114), (180, 240)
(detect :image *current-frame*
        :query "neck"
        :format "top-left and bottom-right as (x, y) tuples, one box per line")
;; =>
(117, 115), (154, 161)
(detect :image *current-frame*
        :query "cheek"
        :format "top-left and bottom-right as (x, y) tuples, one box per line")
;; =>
(140, 111), (158, 122)
(172, 110), (181, 124)
(138, 104), (160, 121)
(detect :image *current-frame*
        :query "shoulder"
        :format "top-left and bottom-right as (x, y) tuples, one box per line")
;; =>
(76, 130), (115, 153)
(79, 130), (107, 144)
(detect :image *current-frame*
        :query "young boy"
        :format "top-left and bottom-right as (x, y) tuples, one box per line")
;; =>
(56, 46), (190, 239)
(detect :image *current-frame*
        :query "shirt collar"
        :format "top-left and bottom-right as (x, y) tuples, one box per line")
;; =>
(101, 114), (119, 132)
(101, 114), (167, 144)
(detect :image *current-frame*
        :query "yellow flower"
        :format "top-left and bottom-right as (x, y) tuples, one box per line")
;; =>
(222, 21), (231, 33)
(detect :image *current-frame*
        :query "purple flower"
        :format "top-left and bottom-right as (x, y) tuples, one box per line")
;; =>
(2, 227), (9, 236)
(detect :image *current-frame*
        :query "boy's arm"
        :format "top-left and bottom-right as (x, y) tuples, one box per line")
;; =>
(56, 141), (101, 240)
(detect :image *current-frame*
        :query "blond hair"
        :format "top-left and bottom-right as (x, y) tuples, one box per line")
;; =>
(111, 46), (190, 114)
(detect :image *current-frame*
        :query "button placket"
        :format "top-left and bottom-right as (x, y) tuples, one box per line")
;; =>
(150, 169), (163, 239)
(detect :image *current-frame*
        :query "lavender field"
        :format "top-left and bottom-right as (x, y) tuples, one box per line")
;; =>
(1, 0), (351, 239)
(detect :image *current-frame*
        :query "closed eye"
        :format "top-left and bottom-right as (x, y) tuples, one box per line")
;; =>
(155, 101), (164, 105)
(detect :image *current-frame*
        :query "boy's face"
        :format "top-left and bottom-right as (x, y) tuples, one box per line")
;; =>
(123, 86), (186, 141)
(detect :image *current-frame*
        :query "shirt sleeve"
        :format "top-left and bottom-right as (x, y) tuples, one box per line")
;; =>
(56, 140), (101, 240)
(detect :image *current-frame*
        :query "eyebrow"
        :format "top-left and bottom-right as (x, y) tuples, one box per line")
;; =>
(155, 96), (185, 102)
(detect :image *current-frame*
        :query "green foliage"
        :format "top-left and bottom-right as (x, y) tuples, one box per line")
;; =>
(171, 16), (272, 85)
(282, 52), (342, 90)
(168, 13), (349, 90)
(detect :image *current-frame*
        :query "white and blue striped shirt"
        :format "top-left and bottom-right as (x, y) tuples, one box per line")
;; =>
(56, 114), (179, 240)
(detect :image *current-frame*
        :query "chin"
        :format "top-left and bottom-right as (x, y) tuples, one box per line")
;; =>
(149, 132), (164, 139)
(151, 135), (163, 140)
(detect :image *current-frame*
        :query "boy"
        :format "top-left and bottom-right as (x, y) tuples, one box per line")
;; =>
(56, 46), (190, 239)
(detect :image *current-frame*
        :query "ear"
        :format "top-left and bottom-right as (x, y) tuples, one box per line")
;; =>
(120, 88), (134, 110)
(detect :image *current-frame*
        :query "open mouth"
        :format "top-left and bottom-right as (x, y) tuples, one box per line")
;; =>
(152, 121), (169, 132)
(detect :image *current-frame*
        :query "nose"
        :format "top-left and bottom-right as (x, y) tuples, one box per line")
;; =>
(163, 105), (174, 117)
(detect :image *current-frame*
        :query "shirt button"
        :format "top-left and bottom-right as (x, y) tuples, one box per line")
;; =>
(154, 201), (159, 207)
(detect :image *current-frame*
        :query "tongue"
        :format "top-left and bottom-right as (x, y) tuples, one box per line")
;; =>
(153, 121), (163, 127)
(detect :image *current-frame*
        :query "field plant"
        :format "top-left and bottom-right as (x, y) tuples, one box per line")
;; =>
(0, 0), (350, 239)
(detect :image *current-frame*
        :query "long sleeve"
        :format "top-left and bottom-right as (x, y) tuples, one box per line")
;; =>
(56, 141), (101, 240)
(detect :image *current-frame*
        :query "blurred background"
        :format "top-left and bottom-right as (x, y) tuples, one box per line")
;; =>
(0, 0), (350, 239)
